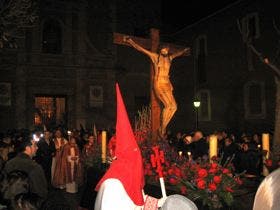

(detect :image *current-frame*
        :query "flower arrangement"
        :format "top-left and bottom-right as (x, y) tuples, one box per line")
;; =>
(164, 158), (243, 209)
(140, 138), (243, 210)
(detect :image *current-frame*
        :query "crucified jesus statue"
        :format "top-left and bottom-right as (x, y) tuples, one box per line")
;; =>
(124, 36), (190, 138)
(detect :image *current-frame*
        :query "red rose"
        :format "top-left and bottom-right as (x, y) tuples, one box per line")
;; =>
(211, 163), (218, 169)
(208, 168), (218, 174)
(198, 169), (208, 178)
(169, 177), (178, 185)
(180, 186), (187, 194)
(225, 186), (234, 192)
(235, 177), (243, 185)
(197, 179), (206, 189)
(167, 169), (174, 175)
(208, 183), (217, 191)
(213, 175), (221, 184)
(165, 161), (170, 167)
(265, 159), (273, 167)
(222, 168), (230, 174)
(174, 168), (182, 178)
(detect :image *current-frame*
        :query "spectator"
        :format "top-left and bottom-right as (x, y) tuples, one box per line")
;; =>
(35, 130), (56, 185)
(190, 131), (208, 160)
(220, 137), (238, 166)
(3, 140), (48, 208)
(237, 143), (261, 176)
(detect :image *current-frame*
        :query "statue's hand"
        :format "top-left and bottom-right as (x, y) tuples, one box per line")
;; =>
(123, 35), (132, 43)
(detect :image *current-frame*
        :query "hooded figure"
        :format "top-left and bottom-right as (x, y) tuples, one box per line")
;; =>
(94, 83), (163, 210)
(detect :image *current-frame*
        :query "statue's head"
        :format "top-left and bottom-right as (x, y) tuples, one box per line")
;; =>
(159, 44), (170, 56)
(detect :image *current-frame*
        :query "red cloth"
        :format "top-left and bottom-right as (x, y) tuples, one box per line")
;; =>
(95, 83), (145, 206)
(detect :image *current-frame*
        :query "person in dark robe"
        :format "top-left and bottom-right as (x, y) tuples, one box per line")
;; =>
(190, 131), (208, 161)
(35, 130), (56, 185)
(220, 137), (238, 166)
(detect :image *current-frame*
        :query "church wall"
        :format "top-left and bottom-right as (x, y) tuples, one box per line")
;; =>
(0, 0), (115, 132)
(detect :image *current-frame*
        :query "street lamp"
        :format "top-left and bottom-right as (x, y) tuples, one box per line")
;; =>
(193, 100), (201, 130)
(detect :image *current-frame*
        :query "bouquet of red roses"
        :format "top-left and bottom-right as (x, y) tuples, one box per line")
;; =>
(139, 137), (243, 209)
(165, 158), (243, 209)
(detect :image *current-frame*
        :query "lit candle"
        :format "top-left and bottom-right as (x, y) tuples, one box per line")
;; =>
(101, 131), (107, 163)
(178, 151), (183, 156)
(187, 152), (192, 162)
(70, 147), (75, 157)
(262, 133), (270, 159)
(209, 135), (218, 162)
(67, 130), (71, 141)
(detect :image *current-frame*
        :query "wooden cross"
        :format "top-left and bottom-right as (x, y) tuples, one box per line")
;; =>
(114, 28), (190, 141)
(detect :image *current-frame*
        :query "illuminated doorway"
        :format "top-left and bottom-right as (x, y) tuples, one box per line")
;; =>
(34, 96), (67, 129)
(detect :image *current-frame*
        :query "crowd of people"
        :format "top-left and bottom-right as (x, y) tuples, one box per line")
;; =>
(0, 127), (114, 210)
(166, 130), (266, 177)
(0, 127), (271, 209)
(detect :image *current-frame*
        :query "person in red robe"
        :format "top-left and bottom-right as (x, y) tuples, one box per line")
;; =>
(52, 129), (68, 189)
(63, 136), (83, 193)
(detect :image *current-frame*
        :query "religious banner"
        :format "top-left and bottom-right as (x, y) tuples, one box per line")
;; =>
(89, 85), (103, 108)
(0, 82), (11, 106)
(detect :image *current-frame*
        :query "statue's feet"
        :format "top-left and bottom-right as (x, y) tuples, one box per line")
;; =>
(157, 127), (166, 140)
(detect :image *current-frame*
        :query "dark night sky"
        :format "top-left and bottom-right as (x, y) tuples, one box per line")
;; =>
(161, 0), (242, 34)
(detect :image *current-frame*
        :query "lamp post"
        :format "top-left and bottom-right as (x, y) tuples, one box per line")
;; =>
(193, 100), (201, 130)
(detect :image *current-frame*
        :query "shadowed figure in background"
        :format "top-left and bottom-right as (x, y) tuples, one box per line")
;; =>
(124, 36), (190, 138)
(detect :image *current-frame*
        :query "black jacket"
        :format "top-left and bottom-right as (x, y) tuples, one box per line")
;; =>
(4, 153), (48, 201)
(190, 138), (209, 160)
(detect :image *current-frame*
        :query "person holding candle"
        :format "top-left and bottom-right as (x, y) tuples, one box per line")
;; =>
(62, 136), (83, 193)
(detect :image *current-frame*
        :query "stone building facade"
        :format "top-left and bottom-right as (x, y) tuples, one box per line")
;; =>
(0, 0), (161, 132)
(0, 0), (116, 131)
(1, 0), (277, 136)
(166, 0), (278, 135)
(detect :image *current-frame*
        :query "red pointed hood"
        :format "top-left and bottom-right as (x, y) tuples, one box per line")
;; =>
(95, 83), (144, 206)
